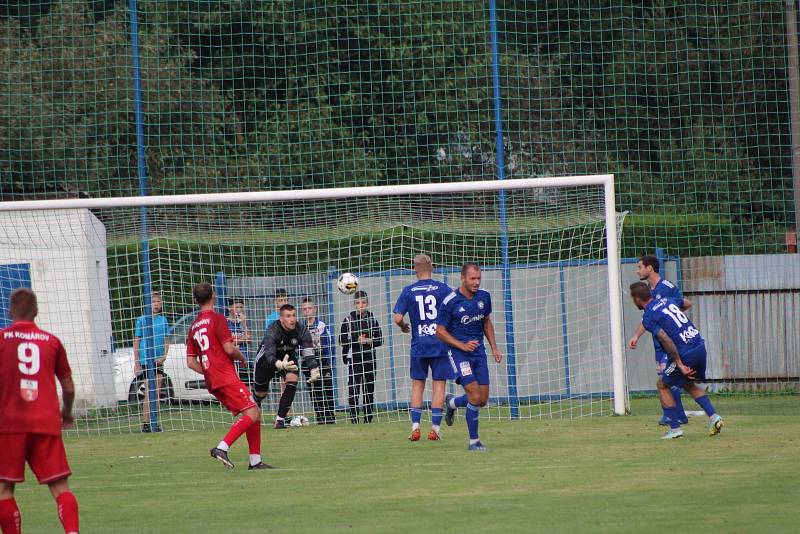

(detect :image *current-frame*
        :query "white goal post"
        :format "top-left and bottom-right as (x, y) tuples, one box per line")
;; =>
(0, 175), (627, 428)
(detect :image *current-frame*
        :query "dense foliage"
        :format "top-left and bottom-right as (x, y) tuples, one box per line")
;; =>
(0, 1), (795, 253)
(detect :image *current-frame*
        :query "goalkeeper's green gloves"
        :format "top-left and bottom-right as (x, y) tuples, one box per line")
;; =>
(307, 367), (321, 384)
(275, 355), (299, 372)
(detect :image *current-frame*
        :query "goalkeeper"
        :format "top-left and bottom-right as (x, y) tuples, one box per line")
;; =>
(252, 304), (321, 429)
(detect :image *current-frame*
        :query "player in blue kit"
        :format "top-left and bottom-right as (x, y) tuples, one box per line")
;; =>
(630, 282), (724, 439)
(436, 262), (502, 451)
(628, 255), (689, 426)
(393, 254), (452, 442)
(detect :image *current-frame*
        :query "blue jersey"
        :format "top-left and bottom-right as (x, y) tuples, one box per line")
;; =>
(435, 288), (492, 358)
(264, 310), (280, 331)
(649, 278), (681, 358)
(651, 278), (681, 301)
(642, 297), (704, 358)
(134, 314), (170, 363)
(393, 279), (451, 358)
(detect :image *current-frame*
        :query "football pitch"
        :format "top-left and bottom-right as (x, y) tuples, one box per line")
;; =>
(18, 397), (799, 533)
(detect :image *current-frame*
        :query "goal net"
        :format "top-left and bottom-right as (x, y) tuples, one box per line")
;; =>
(0, 177), (626, 435)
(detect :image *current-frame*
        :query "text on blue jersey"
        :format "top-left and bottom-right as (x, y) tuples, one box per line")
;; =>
(642, 297), (704, 358)
(648, 278), (682, 359)
(393, 279), (451, 358)
(435, 288), (492, 357)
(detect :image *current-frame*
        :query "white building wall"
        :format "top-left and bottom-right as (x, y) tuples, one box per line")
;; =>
(0, 209), (115, 411)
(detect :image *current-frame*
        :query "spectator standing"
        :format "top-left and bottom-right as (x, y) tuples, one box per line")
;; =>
(339, 290), (383, 424)
(134, 291), (170, 433)
(301, 297), (336, 424)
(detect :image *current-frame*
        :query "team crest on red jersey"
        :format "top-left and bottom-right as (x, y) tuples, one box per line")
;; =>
(20, 379), (39, 401)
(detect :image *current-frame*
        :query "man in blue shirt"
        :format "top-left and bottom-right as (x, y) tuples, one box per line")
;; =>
(628, 255), (689, 426)
(436, 262), (502, 451)
(264, 288), (289, 330)
(630, 282), (724, 439)
(393, 254), (452, 441)
(134, 291), (170, 433)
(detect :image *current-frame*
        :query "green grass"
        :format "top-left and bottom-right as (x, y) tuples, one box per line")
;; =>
(16, 397), (800, 533)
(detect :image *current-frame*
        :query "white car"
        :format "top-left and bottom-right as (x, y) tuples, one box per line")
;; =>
(112, 312), (222, 403)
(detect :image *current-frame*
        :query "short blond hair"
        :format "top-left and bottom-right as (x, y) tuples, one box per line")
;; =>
(413, 254), (433, 272)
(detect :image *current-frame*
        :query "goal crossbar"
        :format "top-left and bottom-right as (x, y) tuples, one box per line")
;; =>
(0, 176), (613, 211)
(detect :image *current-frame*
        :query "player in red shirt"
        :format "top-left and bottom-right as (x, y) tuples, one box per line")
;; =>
(0, 289), (80, 534)
(186, 282), (271, 470)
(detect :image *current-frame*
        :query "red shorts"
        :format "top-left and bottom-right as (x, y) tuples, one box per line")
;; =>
(213, 381), (256, 415)
(0, 433), (71, 484)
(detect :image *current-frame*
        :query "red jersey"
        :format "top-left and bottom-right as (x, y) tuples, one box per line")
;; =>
(185, 309), (239, 391)
(0, 321), (71, 436)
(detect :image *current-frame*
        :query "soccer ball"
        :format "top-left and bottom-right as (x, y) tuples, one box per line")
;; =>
(337, 272), (359, 295)
(289, 415), (310, 427)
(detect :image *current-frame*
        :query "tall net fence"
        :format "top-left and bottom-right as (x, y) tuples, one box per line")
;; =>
(1, 0), (797, 424)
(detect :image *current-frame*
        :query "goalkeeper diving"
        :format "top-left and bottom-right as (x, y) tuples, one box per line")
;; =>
(252, 304), (321, 428)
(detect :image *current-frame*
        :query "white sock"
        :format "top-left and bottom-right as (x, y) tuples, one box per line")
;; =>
(432, 424), (440, 433)
(469, 438), (480, 445)
(217, 441), (230, 452)
(448, 397), (457, 409)
(276, 416), (285, 422)
(411, 422), (420, 431)
(249, 454), (262, 466)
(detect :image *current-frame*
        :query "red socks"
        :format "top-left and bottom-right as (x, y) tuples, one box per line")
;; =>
(56, 491), (79, 534)
(0, 498), (21, 534)
(0, 493), (77, 534)
(245, 418), (262, 455)
(222, 414), (255, 448)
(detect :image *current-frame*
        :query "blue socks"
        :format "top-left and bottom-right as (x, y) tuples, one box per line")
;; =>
(695, 395), (716, 417)
(466, 403), (480, 440)
(451, 394), (468, 409)
(671, 387), (686, 418)
(411, 407), (444, 429)
(410, 406), (423, 428)
(431, 407), (443, 428)
(450, 395), (480, 441)
(665, 406), (682, 429)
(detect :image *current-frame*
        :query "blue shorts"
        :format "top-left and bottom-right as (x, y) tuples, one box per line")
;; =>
(448, 351), (490, 387)
(662, 345), (707, 388)
(410, 356), (453, 381)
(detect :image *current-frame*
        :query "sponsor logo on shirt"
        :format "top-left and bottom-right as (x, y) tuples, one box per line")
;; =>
(679, 326), (700, 343)
(652, 299), (667, 311)
(460, 314), (485, 325)
(411, 285), (439, 292)
(418, 324), (437, 336)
